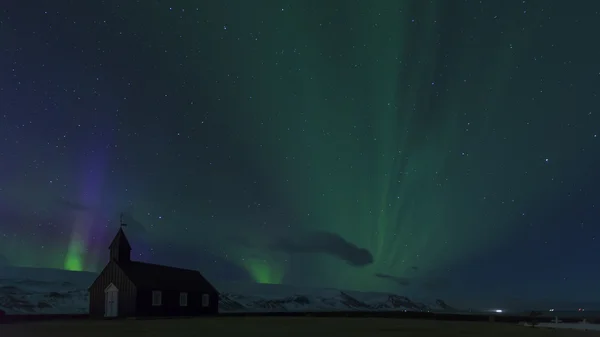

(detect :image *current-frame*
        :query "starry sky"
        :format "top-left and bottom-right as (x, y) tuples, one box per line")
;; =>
(1, 0), (600, 309)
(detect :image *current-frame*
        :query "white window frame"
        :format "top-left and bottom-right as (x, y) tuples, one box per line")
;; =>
(202, 294), (209, 307)
(152, 290), (162, 306)
(179, 292), (188, 307)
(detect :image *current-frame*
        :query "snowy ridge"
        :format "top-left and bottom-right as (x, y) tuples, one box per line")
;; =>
(218, 292), (431, 313)
(0, 267), (455, 314)
(0, 278), (89, 314)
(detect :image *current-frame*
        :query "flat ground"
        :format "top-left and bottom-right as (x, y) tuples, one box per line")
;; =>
(3, 317), (600, 337)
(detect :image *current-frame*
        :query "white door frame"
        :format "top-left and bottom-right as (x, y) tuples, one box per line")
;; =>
(104, 283), (119, 317)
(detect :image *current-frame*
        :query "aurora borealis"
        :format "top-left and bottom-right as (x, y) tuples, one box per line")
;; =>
(1, 0), (600, 307)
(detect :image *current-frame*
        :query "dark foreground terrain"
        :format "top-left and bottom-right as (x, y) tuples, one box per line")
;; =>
(2, 317), (600, 337)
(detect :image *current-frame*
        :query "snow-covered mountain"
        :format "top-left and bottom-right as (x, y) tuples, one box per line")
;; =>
(0, 267), (96, 315)
(0, 266), (455, 315)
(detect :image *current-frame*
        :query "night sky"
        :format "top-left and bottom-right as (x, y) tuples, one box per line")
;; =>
(1, 0), (600, 309)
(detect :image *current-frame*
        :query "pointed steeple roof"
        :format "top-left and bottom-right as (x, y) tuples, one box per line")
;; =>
(109, 227), (131, 251)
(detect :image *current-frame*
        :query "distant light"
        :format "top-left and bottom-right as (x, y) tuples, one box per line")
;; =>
(494, 309), (503, 313)
(549, 308), (554, 312)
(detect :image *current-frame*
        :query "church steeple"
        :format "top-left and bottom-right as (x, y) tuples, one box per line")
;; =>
(109, 226), (131, 263)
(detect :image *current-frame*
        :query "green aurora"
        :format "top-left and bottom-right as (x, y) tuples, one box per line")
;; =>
(67, 1), (539, 289)
(186, 0), (546, 290)
(2, 0), (593, 301)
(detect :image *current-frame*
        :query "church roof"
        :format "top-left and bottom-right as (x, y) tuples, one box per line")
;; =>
(115, 260), (218, 293)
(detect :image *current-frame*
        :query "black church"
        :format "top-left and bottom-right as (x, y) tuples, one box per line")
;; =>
(88, 228), (219, 318)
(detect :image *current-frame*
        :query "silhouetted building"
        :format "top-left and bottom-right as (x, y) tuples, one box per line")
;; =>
(88, 228), (219, 318)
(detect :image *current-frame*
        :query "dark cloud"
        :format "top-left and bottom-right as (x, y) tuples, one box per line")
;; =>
(270, 231), (373, 266)
(375, 273), (412, 286)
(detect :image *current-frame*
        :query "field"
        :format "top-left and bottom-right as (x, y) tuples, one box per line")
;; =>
(3, 317), (600, 337)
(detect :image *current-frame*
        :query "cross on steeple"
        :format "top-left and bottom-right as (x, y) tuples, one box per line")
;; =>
(119, 212), (128, 227)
